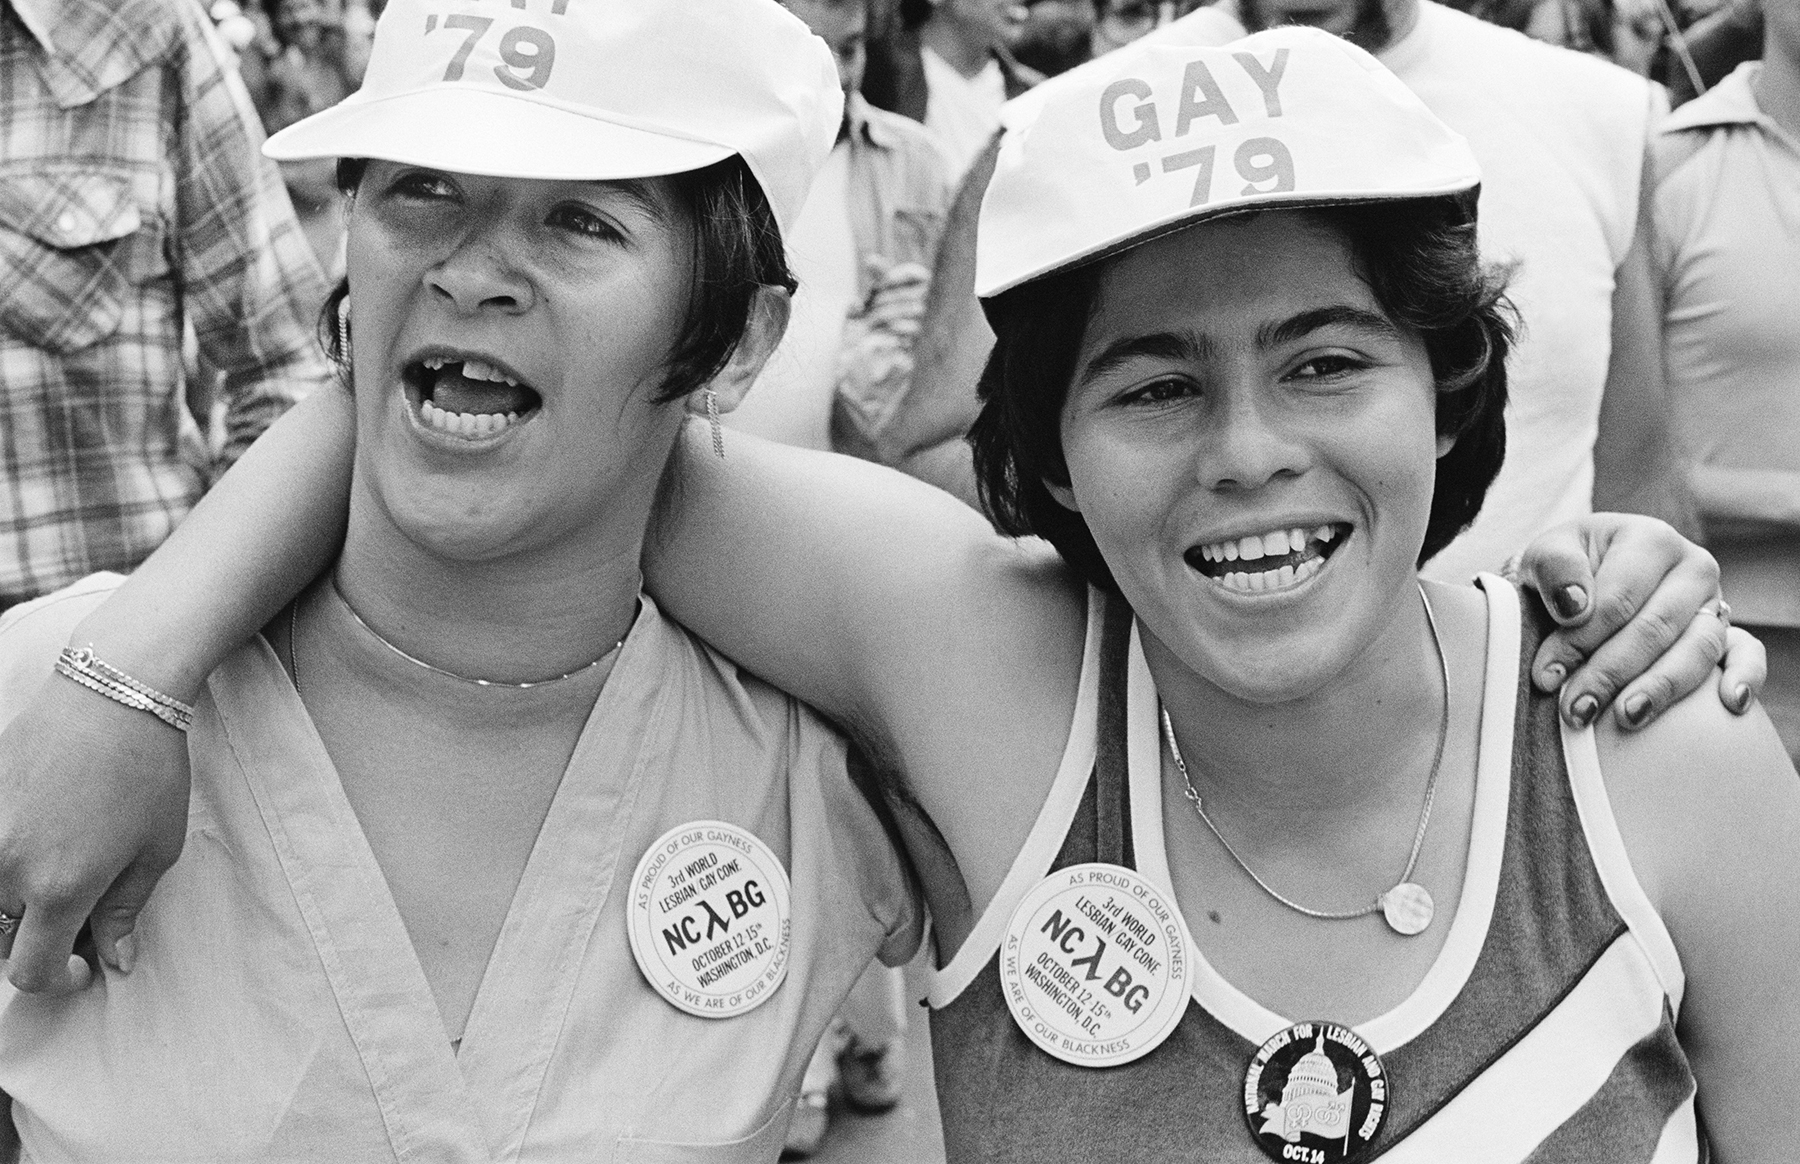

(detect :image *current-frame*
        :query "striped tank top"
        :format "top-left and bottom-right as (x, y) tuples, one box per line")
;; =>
(926, 577), (1702, 1162)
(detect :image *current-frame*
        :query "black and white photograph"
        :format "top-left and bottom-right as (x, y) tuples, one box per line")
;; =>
(0, 0), (1794, 1157)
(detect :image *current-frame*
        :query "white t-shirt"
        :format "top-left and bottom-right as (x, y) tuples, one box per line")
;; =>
(727, 141), (859, 451)
(1379, 3), (1660, 581)
(923, 45), (1008, 183)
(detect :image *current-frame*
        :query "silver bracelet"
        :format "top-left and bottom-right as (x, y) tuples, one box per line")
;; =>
(55, 646), (194, 733)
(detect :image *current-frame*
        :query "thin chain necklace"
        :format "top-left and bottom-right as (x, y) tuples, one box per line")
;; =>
(1160, 582), (1450, 937)
(289, 578), (624, 695)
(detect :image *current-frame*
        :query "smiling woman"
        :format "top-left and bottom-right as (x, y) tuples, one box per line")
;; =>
(976, 195), (1512, 596)
(909, 24), (1799, 1161)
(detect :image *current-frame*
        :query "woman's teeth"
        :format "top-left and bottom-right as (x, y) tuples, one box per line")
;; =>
(1196, 524), (1338, 564)
(1215, 554), (1328, 594)
(422, 354), (521, 387)
(418, 396), (523, 438)
(1191, 524), (1341, 594)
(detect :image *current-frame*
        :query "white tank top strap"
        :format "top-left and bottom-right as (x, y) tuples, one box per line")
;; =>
(1483, 572), (1683, 1008)
(1559, 711), (1686, 1010)
(927, 587), (1109, 1008)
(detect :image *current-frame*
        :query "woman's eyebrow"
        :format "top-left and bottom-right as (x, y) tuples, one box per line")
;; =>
(1077, 331), (1216, 387)
(583, 178), (672, 226)
(1256, 306), (1401, 350)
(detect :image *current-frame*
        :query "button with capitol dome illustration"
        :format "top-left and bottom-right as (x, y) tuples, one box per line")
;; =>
(1242, 1021), (1388, 1163)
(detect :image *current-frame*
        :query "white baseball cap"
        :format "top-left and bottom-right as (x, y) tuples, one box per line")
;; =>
(263, 0), (842, 230)
(976, 25), (1481, 297)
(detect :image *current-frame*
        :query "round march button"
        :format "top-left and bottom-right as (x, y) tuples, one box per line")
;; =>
(627, 820), (791, 1019)
(1242, 1021), (1389, 1163)
(999, 862), (1194, 1068)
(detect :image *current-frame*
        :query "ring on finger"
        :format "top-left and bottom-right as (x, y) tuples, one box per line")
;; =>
(1700, 598), (1732, 629)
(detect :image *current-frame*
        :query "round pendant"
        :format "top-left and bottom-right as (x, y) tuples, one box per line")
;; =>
(1243, 1021), (1389, 1163)
(626, 820), (791, 1019)
(998, 862), (1195, 1068)
(1379, 882), (1433, 936)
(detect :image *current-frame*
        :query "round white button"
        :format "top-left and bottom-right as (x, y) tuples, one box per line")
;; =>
(1000, 862), (1195, 1067)
(627, 820), (791, 1019)
(57, 212), (77, 234)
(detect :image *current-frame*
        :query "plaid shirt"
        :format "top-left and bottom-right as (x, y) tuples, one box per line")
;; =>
(0, 0), (331, 606)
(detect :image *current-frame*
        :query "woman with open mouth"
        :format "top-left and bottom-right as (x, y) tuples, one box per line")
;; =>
(0, 0), (929, 1158)
(0, 10), (1780, 1164)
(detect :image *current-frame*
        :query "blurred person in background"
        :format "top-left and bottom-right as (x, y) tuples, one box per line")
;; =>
(943, 0), (1208, 86)
(224, 0), (379, 274)
(1664, 0), (1764, 100)
(1652, 0), (1800, 759)
(1463, 0), (1662, 70)
(907, 0), (1042, 178)
(732, 0), (954, 469)
(1090, 0), (1172, 51)
(0, 0), (331, 614)
(1012, 0), (1201, 77)
(1010, 0), (1094, 75)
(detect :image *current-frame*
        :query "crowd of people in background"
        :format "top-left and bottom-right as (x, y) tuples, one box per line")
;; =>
(207, 0), (1773, 281)
(0, 0), (1793, 1156)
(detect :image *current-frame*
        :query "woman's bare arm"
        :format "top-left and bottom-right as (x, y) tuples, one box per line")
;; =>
(650, 424), (1087, 920)
(651, 424), (1076, 734)
(0, 387), (355, 992)
(1599, 689), (1800, 1160)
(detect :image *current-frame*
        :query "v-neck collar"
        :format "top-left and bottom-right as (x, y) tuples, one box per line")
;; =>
(209, 595), (672, 1160)
(1128, 577), (1520, 1054)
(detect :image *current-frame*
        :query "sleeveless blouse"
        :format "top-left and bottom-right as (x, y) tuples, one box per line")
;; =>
(0, 575), (921, 1163)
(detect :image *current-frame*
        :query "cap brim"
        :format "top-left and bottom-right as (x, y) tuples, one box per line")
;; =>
(264, 86), (735, 181)
(978, 186), (1478, 298)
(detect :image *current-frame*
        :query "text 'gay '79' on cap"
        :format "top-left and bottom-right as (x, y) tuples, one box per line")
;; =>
(975, 25), (1482, 298)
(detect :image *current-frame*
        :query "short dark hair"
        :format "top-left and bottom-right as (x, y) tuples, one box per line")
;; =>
(969, 194), (1515, 593)
(321, 155), (794, 405)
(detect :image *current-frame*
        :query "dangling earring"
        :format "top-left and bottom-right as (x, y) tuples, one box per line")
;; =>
(705, 387), (725, 459)
(336, 297), (352, 366)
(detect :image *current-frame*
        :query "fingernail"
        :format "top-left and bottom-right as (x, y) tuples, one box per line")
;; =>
(1552, 584), (1588, 620)
(1569, 693), (1598, 728)
(1622, 692), (1652, 727)
(114, 933), (136, 975)
(1541, 662), (1566, 688)
(1733, 684), (1752, 714)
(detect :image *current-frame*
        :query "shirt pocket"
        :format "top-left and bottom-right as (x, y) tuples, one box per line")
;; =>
(610, 1102), (788, 1164)
(0, 169), (157, 354)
